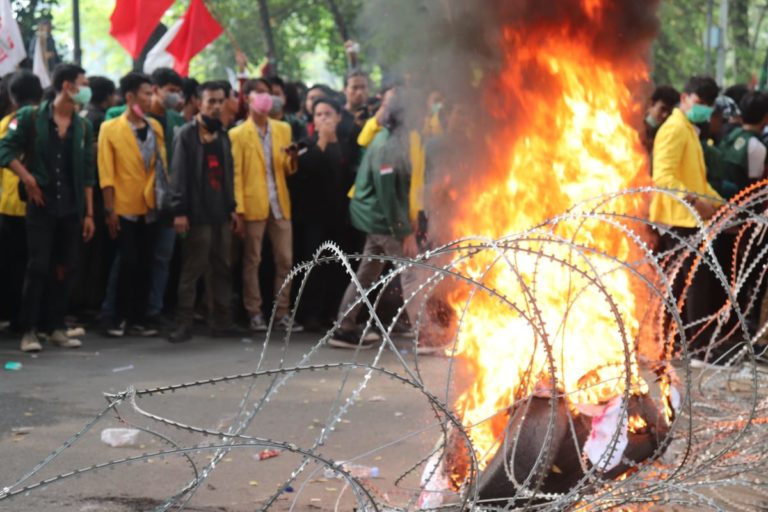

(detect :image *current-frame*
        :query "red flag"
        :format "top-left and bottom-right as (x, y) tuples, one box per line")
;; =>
(166, 0), (223, 76)
(109, 0), (175, 59)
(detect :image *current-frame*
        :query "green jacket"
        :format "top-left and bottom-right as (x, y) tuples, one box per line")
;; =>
(0, 100), (94, 217)
(717, 127), (759, 197)
(349, 128), (412, 240)
(105, 104), (185, 167)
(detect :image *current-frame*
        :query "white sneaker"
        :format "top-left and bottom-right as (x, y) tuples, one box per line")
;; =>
(250, 314), (268, 332)
(277, 315), (304, 332)
(66, 326), (86, 337)
(49, 329), (82, 349)
(20, 331), (42, 353)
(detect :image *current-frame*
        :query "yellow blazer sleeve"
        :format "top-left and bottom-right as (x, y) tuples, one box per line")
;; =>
(358, 117), (382, 148)
(408, 130), (425, 223)
(231, 129), (245, 215)
(652, 122), (688, 193)
(98, 122), (116, 189)
(280, 123), (298, 175)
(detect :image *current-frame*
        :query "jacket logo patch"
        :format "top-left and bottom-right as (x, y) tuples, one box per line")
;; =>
(380, 165), (393, 175)
(8, 118), (17, 131)
(734, 137), (746, 151)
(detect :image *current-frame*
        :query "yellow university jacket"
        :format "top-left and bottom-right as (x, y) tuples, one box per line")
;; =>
(98, 113), (165, 217)
(0, 112), (24, 217)
(356, 117), (425, 224)
(650, 108), (722, 228)
(231, 117), (296, 221)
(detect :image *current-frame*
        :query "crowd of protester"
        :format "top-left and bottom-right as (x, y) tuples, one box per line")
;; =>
(0, 62), (452, 354)
(645, 76), (768, 365)
(0, 61), (766, 360)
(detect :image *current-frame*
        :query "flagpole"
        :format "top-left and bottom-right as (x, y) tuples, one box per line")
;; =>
(73, 0), (82, 64)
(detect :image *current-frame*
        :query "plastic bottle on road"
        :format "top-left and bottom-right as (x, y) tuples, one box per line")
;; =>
(323, 462), (380, 479)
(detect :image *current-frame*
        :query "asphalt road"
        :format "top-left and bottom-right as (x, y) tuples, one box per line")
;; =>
(0, 328), (462, 511)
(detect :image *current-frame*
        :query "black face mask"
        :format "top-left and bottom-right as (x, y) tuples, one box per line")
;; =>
(201, 114), (222, 132)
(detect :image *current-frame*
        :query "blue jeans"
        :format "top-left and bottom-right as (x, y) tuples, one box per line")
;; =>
(147, 222), (176, 317)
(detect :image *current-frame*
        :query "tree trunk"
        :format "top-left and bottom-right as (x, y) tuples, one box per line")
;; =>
(257, 0), (278, 76)
(730, 0), (751, 82)
(326, 0), (349, 41)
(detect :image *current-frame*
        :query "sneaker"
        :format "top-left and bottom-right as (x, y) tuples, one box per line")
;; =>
(145, 314), (174, 332)
(250, 314), (268, 332)
(66, 326), (86, 338)
(106, 320), (126, 338)
(168, 325), (193, 344)
(277, 315), (304, 332)
(128, 324), (159, 337)
(49, 329), (82, 348)
(391, 318), (415, 339)
(20, 331), (42, 353)
(329, 329), (380, 350)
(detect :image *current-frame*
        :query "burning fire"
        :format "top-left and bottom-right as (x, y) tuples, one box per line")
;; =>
(628, 414), (648, 434)
(450, 0), (653, 466)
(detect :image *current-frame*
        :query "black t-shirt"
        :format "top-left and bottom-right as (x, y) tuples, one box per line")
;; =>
(44, 107), (77, 218)
(290, 138), (351, 225)
(199, 138), (228, 224)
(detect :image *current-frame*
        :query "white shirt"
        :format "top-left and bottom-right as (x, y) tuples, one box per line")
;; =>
(257, 123), (284, 219)
(747, 137), (767, 180)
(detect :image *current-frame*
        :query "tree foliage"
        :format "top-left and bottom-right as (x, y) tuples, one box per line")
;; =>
(20, 0), (768, 90)
(186, 0), (361, 82)
(12, 0), (59, 52)
(653, 0), (768, 88)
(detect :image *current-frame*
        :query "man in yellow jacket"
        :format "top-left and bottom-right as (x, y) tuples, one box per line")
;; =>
(231, 89), (300, 332)
(98, 72), (166, 338)
(650, 75), (724, 364)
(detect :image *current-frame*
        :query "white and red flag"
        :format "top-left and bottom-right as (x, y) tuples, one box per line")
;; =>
(0, 0), (26, 74)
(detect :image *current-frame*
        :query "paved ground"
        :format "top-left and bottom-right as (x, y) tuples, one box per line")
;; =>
(0, 328), (461, 511)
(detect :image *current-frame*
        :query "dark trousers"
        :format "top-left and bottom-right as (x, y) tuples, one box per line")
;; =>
(293, 220), (348, 325)
(0, 215), (27, 329)
(115, 217), (156, 324)
(176, 223), (232, 327)
(20, 205), (80, 332)
(659, 227), (733, 356)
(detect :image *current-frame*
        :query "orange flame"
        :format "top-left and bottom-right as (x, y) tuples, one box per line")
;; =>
(628, 414), (648, 433)
(450, 2), (651, 465)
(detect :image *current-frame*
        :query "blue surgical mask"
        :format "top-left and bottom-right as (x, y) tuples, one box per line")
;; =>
(686, 104), (714, 124)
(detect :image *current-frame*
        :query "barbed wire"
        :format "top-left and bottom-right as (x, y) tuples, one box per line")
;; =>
(2, 186), (768, 511)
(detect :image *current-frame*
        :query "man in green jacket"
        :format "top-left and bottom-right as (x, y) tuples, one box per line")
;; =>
(0, 63), (95, 352)
(329, 93), (434, 350)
